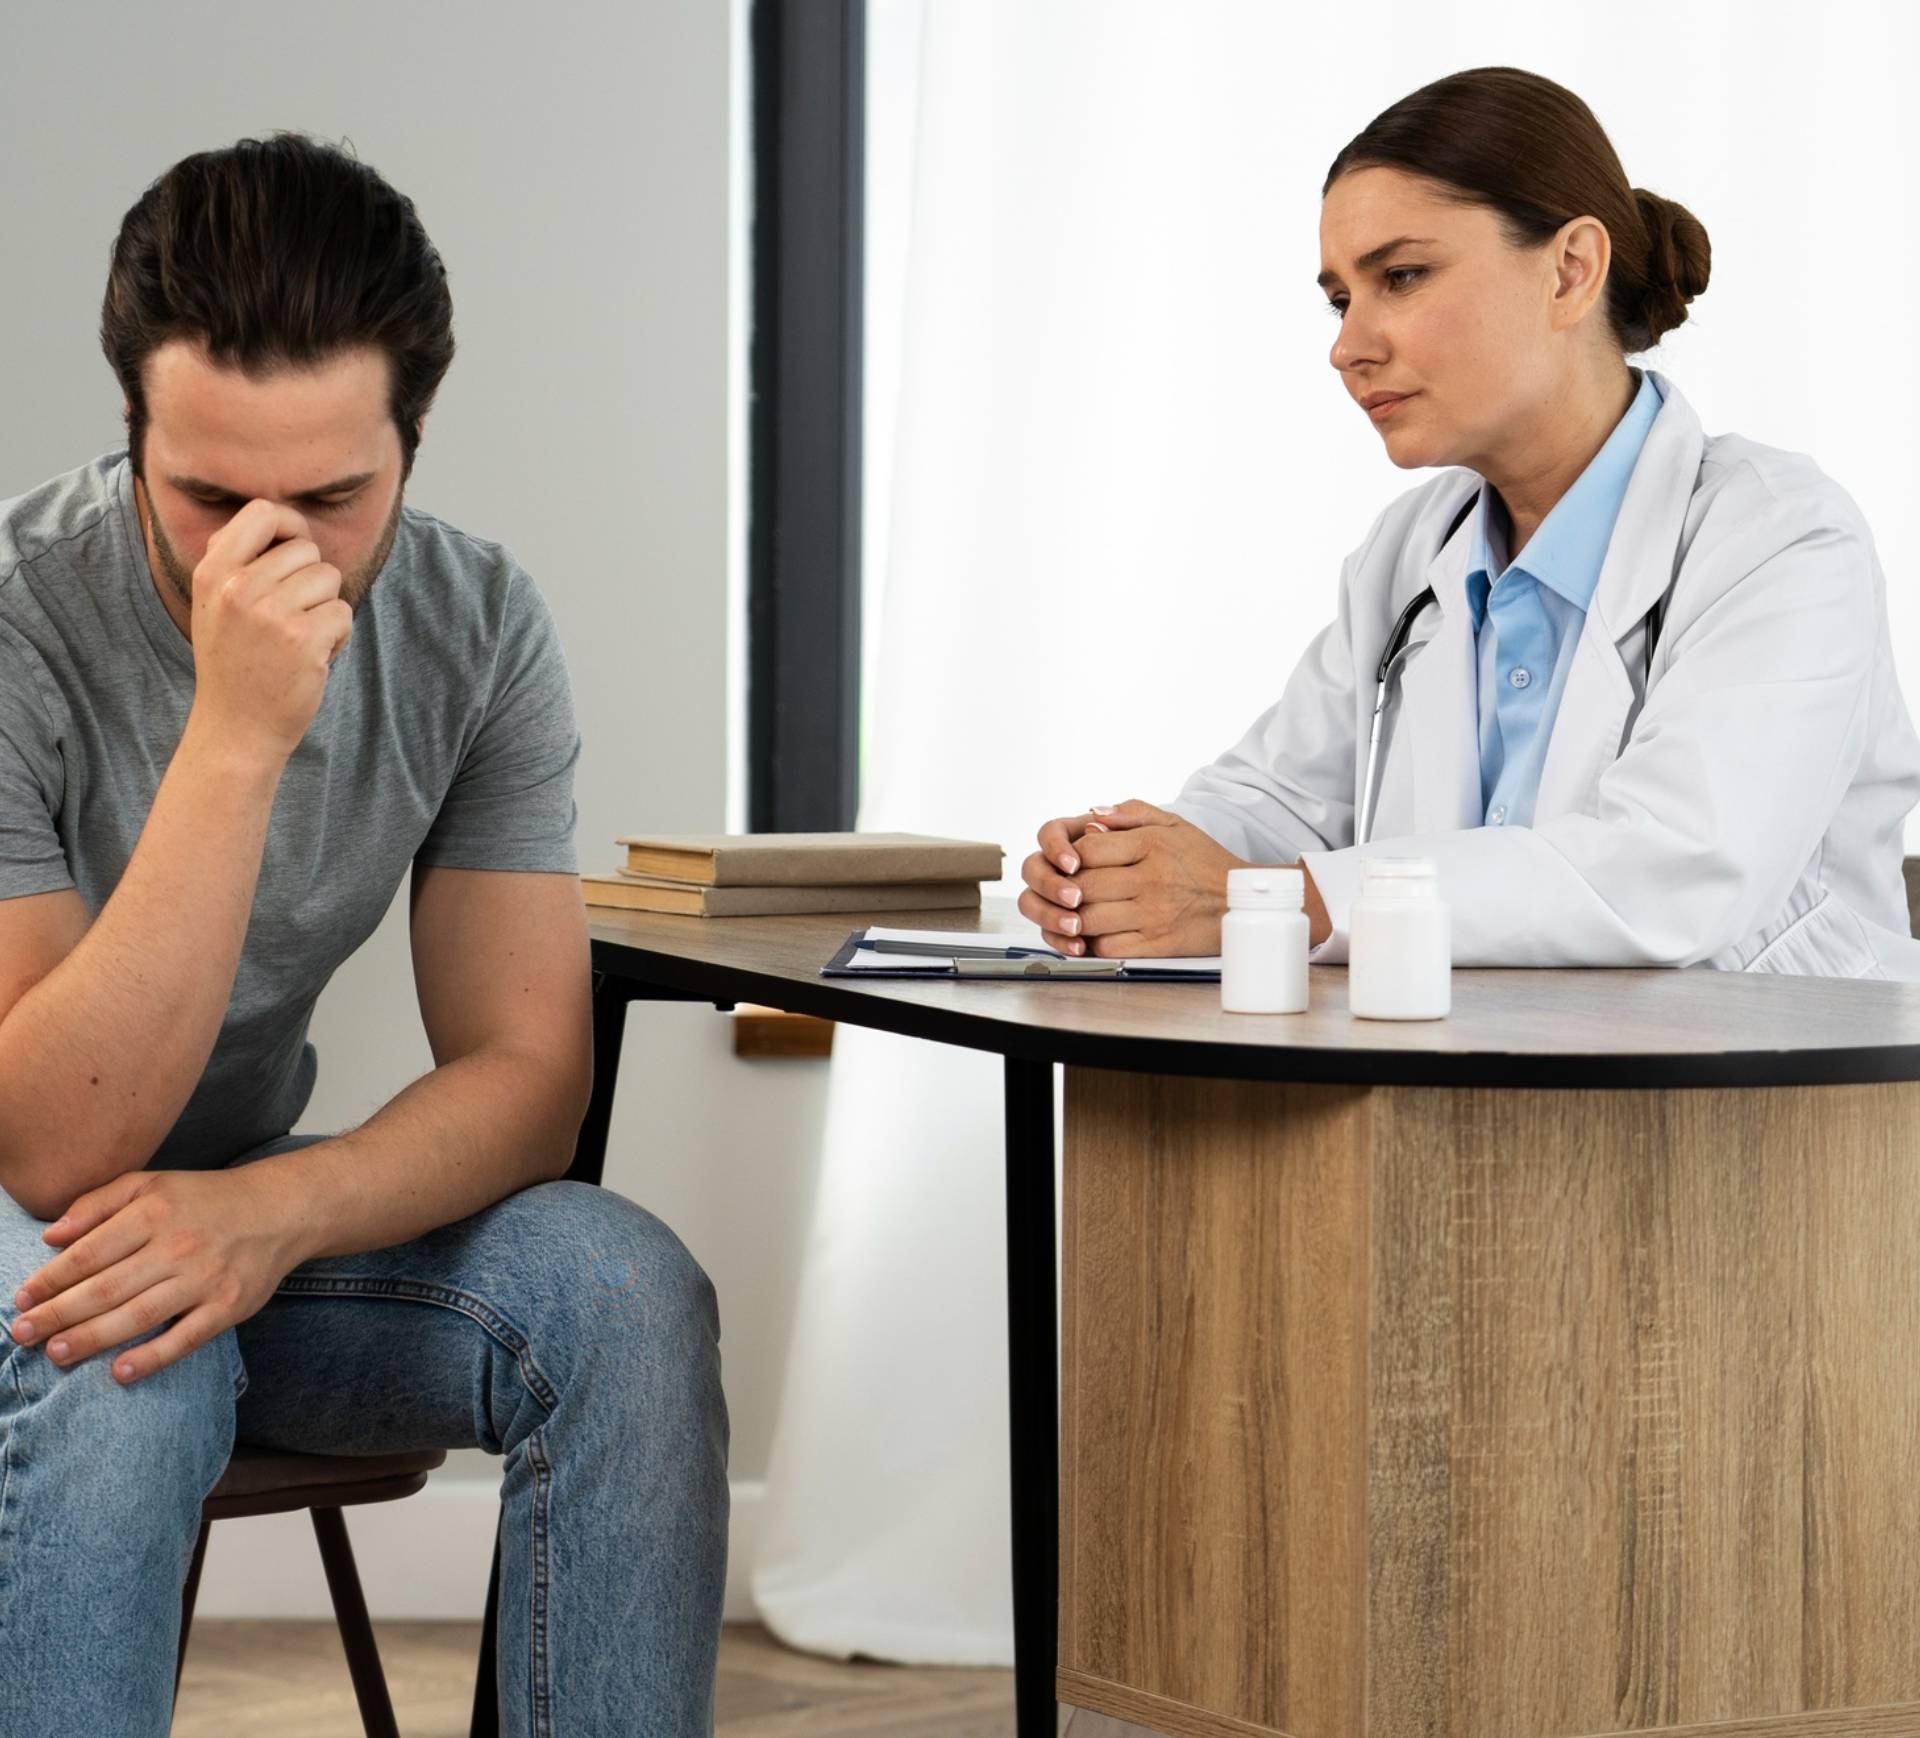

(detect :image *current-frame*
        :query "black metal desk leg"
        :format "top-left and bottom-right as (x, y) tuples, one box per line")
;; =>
(469, 1518), (502, 1738)
(563, 970), (644, 1189)
(1004, 1055), (1058, 1737)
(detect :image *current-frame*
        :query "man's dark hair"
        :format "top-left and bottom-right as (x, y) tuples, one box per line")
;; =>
(100, 132), (455, 481)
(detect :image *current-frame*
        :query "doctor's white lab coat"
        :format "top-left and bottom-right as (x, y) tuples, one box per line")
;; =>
(1164, 372), (1920, 978)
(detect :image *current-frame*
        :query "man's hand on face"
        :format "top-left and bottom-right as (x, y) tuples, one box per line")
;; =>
(6, 1165), (305, 1386)
(187, 497), (355, 766)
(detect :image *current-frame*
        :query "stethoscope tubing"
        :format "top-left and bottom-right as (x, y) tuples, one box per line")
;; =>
(1357, 584), (1666, 847)
(1358, 585), (1437, 847)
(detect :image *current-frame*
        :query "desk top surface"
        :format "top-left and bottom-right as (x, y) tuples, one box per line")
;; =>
(586, 898), (1920, 1088)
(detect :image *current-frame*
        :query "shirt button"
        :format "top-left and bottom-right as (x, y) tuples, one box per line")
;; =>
(1509, 667), (1532, 689)
(1490, 806), (1507, 825)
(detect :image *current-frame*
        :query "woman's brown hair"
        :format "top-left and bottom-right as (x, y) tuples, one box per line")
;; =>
(1324, 68), (1710, 353)
(100, 132), (454, 481)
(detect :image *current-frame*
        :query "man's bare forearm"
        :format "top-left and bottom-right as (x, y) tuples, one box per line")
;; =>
(0, 717), (282, 1215)
(237, 1045), (590, 1263)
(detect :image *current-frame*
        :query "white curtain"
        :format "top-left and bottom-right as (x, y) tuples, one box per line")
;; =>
(752, 0), (1920, 1682)
(751, 2), (1021, 1664)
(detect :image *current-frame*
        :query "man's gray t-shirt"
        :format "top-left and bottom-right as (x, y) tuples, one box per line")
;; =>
(0, 450), (581, 1167)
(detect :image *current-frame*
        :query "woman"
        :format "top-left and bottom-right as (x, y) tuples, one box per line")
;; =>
(1019, 66), (1920, 977)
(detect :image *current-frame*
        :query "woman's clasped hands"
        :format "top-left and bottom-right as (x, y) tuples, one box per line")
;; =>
(1018, 799), (1247, 957)
(1019, 799), (1333, 957)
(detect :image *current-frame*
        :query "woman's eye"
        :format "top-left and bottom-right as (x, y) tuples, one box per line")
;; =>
(1385, 266), (1426, 291)
(1325, 299), (1348, 318)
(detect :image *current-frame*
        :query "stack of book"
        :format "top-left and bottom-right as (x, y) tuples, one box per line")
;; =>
(581, 831), (1004, 917)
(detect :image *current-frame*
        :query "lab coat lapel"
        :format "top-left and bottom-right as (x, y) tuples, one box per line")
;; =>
(1533, 372), (1706, 822)
(1395, 494), (1485, 837)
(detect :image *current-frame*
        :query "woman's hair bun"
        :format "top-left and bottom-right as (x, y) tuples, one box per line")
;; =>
(1628, 188), (1712, 346)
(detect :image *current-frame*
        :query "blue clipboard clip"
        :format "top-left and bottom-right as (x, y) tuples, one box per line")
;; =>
(952, 955), (1123, 978)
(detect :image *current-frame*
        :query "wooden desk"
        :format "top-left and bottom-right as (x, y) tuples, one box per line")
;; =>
(583, 901), (1920, 1738)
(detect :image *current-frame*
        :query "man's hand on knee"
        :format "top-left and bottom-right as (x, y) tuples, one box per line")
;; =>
(7, 1166), (306, 1384)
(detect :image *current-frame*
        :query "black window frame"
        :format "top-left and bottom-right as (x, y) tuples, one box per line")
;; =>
(747, 0), (866, 833)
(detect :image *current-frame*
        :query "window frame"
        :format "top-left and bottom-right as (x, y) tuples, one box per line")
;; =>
(747, 0), (866, 832)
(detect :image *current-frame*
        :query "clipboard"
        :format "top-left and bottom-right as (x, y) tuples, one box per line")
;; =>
(820, 931), (1223, 983)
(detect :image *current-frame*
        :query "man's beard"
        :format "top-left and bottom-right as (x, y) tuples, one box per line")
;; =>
(144, 484), (405, 620)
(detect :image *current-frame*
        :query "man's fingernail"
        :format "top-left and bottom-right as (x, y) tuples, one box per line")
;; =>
(12, 1318), (37, 1344)
(1061, 855), (1079, 874)
(48, 1339), (68, 1361)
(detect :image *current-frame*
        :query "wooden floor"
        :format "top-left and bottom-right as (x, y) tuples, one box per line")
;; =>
(170, 1619), (1015, 1735)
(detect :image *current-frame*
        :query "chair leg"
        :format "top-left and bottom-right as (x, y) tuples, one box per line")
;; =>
(310, 1505), (402, 1738)
(174, 1517), (212, 1711)
(469, 1518), (503, 1738)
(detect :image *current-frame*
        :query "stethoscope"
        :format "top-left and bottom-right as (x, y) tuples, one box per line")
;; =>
(1356, 496), (1668, 846)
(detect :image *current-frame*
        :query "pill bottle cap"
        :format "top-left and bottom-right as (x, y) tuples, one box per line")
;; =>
(1359, 855), (1439, 896)
(1226, 866), (1305, 911)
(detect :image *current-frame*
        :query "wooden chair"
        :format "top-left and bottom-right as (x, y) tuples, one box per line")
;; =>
(173, 1445), (447, 1736)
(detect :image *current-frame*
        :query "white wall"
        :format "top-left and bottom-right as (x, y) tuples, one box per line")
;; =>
(0, 0), (824, 1617)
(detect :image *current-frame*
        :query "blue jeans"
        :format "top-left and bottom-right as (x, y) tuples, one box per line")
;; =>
(0, 1132), (729, 1737)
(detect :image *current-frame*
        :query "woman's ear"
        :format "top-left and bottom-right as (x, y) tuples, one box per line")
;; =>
(1549, 215), (1612, 332)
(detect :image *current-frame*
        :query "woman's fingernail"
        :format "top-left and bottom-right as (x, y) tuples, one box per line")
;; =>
(1063, 914), (1081, 934)
(1090, 804), (1116, 815)
(1063, 886), (1082, 907)
(1085, 823), (1109, 834)
(1068, 939), (1085, 955)
(1061, 855), (1079, 874)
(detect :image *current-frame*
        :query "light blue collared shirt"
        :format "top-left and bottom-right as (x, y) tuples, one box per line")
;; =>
(1465, 369), (1663, 829)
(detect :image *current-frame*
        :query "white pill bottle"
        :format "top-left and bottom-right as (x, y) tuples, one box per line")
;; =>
(1220, 866), (1310, 1014)
(1347, 857), (1450, 1020)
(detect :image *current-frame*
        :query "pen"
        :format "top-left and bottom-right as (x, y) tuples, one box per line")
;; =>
(866, 939), (1062, 961)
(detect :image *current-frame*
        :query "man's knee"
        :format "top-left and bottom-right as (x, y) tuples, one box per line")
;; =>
(504, 1180), (724, 1449)
(2, 1193), (225, 1478)
(1, 1323), (239, 1512)
(531, 1179), (720, 1354)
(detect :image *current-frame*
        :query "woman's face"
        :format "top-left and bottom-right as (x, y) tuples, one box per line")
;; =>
(1318, 165), (1589, 473)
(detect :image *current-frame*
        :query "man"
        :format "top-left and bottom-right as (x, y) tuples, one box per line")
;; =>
(0, 134), (727, 1734)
